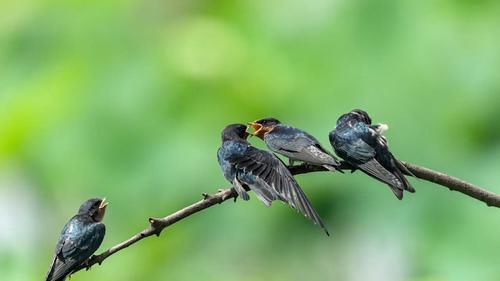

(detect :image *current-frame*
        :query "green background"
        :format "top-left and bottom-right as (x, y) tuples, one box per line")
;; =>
(1, 0), (500, 280)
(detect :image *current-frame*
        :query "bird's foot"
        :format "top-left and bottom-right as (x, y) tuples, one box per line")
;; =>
(83, 258), (93, 271)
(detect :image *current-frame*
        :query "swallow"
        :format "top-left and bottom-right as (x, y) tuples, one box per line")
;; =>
(46, 198), (108, 281)
(248, 118), (341, 171)
(217, 124), (329, 235)
(329, 109), (415, 199)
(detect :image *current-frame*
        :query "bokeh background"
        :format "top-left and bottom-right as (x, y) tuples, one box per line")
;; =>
(1, 0), (500, 280)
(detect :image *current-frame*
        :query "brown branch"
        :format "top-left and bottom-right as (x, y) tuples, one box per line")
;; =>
(289, 161), (500, 207)
(401, 162), (500, 207)
(72, 161), (500, 276)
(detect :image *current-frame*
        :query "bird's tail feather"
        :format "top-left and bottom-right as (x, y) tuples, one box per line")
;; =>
(46, 257), (67, 281)
(389, 185), (404, 200)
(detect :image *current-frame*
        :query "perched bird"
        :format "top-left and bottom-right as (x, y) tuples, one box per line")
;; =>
(46, 198), (108, 281)
(217, 124), (329, 235)
(248, 118), (341, 171)
(329, 109), (414, 199)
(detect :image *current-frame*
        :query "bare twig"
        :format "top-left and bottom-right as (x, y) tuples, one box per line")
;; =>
(72, 161), (500, 276)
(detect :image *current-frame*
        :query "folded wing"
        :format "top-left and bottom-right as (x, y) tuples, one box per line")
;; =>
(229, 146), (329, 235)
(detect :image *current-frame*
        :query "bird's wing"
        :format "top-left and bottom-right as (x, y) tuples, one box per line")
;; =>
(361, 128), (413, 193)
(267, 131), (309, 153)
(299, 144), (340, 167)
(335, 130), (405, 196)
(47, 223), (105, 281)
(229, 147), (329, 234)
(335, 136), (377, 163)
(267, 129), (339, 167)
(357, 159), (402, 187)
(358, 159), (404, 199)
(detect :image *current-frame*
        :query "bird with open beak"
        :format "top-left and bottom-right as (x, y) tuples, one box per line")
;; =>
(329, 109), (415, 199)
(248, 118), (341, 171)
(217, 124), (329, 235)
(46, 198), (108, 281)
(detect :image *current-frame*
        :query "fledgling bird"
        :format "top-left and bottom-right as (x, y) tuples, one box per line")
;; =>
(217, 124), (329, 235)
(46, 198), (108, 281)
(248, 118), (341, 171)
(329, 109), (415, 199)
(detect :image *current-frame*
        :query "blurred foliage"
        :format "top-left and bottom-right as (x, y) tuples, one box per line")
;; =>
(1, 0), (500, 280)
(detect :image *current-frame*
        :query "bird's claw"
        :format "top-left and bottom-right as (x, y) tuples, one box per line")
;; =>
(83, 258), (92, 271)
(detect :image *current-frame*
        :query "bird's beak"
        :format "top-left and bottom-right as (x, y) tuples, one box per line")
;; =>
(99, 198), (108, 210)
(96, 198), (108, 222)
(248, 122), (265, 139)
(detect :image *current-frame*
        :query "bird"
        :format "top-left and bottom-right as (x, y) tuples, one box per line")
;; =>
(217, 123), (329, 235)
(46, 198), (108, 281)
(329, 109), (415, 199)
(248, 117), (341, 171)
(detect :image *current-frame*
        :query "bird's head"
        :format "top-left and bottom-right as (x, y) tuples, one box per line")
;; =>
(248, 117), (281, 139)
(349, 109), (372, 124)
(221, 124), (249, 142)
(78, 198), (108, 222)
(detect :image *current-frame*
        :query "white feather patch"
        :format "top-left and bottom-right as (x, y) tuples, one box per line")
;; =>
(376, 123), (389, 134)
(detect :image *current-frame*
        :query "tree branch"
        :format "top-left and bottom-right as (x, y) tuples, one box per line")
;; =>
(72, 161), (500, 276)
(289, 161), (500, 207)
(402, 162), (500, 207)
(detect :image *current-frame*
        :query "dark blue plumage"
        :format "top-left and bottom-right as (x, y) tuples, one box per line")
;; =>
(217, 124), (329, 235)
(249, 118), (341, 171)
(329, 109), (414, 199)
(46, 198), (107, 281)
